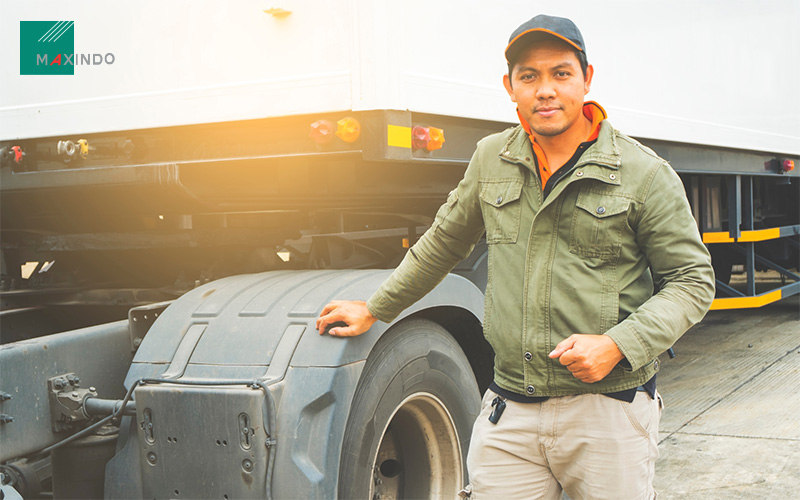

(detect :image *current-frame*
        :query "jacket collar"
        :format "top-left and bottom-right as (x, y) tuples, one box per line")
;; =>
(500, 119), (622, 171)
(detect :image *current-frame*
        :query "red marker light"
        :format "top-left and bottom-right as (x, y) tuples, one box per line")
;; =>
(411, 126), (430, 150)
(310, 120), (335, 145)
(11, 146), (23, 163)
(782, 159), (795, 172)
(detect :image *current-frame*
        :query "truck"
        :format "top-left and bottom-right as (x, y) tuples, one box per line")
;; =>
(1, 1), (797, 498)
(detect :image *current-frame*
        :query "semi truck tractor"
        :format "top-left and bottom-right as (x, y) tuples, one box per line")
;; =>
(1, 1), (797, 498)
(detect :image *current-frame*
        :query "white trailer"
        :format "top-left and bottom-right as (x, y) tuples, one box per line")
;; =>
(2, 0), (798, 154)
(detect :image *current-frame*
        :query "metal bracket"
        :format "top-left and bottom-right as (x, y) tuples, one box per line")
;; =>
(128, 301), (172, 351)
(47, 373), (97, 433)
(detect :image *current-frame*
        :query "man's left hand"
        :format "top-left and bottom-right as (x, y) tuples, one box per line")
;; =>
(548, 334), (625, 383)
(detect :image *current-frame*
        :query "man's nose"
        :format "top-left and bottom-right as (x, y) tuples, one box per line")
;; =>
(535, 79), (557, 99)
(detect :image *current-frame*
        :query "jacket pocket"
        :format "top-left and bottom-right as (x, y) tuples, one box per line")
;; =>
(479, 180), (523, 244)
(569, 190), (630, 259)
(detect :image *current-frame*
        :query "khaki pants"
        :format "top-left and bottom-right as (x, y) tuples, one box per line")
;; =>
(463, 388), (662, 500)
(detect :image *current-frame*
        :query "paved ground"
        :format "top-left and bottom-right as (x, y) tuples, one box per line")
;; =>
(653, 292), (799, 499)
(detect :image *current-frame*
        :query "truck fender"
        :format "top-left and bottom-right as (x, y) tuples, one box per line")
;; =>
(109, 269), (485, 499)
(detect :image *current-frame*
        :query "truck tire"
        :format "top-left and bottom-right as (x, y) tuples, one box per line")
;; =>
(337, 318), (481, 499)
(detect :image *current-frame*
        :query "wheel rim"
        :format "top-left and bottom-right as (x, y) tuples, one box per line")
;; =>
(370, 392), (463, 500)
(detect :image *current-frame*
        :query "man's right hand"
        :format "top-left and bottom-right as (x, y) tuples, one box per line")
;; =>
(316, 300), (377, 337)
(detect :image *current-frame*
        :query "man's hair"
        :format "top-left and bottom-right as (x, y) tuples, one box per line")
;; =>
(507, 47), (588, 86)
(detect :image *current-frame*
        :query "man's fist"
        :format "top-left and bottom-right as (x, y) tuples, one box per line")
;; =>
(548, 334), (625, 383)
(316, 300), (377, 337)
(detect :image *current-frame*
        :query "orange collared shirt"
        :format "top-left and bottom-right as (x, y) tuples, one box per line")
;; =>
(518, 101), (607, 188)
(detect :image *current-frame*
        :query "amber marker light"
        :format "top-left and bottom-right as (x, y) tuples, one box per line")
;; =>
(335, 117), (361, 143)
(78, 139), (89, 159)
(427, 127), (445, 151)
(310, 120), (335, 145)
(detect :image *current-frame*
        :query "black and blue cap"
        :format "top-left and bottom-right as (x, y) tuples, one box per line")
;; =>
(505, 14), (586, 65)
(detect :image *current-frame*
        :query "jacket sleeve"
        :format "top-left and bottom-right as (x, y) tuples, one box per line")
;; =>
(605, 161), (716, 371)
(366, 148), (486, 323)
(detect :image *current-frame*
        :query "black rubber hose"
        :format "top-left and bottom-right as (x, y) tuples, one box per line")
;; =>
(83, 397), (136, 416)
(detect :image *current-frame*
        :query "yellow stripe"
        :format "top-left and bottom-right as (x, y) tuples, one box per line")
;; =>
(739, 228), (781, 242)
(703, 232), (734, 244)
(387, 125), (411, 149)
(709, 289), (782, 310)
(703, 228), (783, 244)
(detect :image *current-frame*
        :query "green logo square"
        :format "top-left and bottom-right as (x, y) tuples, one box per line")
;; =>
(20, 21), (75, 75)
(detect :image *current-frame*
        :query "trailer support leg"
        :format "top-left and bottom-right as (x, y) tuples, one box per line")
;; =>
(742, 176), (756, 296)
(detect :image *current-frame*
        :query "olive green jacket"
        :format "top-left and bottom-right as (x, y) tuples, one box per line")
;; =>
(367, 120), (715, 397)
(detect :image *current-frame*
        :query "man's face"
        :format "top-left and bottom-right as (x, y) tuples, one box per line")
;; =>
(503, 39), (593, 138)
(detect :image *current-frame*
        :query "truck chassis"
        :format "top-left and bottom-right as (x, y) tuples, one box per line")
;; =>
(1, 110), (797, 498)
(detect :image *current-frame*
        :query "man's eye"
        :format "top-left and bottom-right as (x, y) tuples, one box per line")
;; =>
(556, 71), (570, 78)
(520, 74), (534, 81)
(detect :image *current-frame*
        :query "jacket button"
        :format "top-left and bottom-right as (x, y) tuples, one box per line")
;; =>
(576, 171), (584, 177)
(609, 173), (617, 180)
(496, 196), (503, 204)
(524, 352), (532, 361)
(654, 359), (660, 371)
(526, 385), (536, 395)
(596, 206), (606, 214)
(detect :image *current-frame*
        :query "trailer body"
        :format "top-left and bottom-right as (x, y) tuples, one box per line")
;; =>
(3, 1), (799, 154)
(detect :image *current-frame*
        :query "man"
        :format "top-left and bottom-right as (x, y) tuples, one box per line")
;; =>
(317, 14), (715, 499)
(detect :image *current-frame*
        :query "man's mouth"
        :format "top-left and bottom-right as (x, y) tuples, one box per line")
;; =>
(534, 107), (560, 117)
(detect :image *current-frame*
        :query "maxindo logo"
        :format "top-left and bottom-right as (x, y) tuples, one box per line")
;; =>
(20, 21), (116, 76)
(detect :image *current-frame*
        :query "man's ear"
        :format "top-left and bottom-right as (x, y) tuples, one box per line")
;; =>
(584, 64), (594, 95)
(503, 73), (516, 102)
